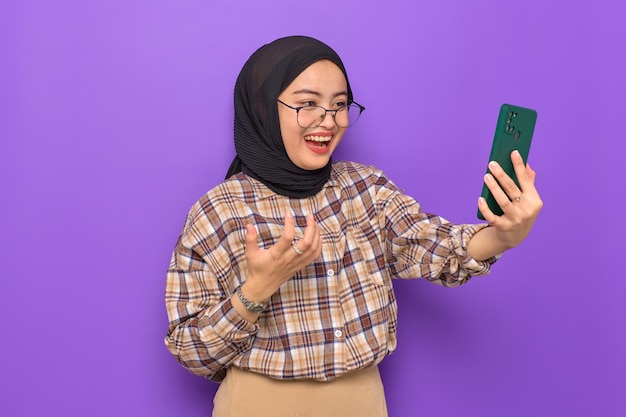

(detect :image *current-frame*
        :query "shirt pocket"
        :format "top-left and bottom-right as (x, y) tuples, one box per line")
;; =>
(343, 222), (390, 287)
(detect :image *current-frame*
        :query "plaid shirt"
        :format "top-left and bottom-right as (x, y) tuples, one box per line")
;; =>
(165, 161), (496, 382)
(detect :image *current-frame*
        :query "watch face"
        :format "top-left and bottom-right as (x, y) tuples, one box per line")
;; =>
(248, 304), (265, 314)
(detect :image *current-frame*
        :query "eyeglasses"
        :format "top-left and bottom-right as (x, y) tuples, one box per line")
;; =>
(277, 99), (365, 128)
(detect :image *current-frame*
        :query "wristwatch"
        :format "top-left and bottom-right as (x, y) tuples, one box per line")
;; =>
(236, 285), (268, 314)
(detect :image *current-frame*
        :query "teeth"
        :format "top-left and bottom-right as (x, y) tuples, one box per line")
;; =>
(305, 135), (331, 142)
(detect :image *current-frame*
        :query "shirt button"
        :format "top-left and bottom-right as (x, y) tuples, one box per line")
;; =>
(334, 329), (343, 338)
(327, 269), (335, 277)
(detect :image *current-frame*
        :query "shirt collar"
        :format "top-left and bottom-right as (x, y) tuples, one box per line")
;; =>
(241, 166), (339, 200)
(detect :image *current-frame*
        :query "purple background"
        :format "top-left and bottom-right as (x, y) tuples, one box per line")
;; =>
(2, 0), (624, 416)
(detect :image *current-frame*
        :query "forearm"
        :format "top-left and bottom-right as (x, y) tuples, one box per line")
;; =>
(165, 298), (258, 380)
(466, 225), (510, 261)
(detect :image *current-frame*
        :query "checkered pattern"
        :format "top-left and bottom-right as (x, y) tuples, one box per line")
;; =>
(165, 161), (496, 382)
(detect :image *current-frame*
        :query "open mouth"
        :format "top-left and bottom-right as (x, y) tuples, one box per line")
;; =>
(304, 134), (332, 148)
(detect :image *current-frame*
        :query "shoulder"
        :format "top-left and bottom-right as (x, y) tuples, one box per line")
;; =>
(331, 160), (398, 190)
(202, 173), (271, 206)
(332, 160), (384, 181)
(328, 161), (407, 210)
(184, 174), (261, 228)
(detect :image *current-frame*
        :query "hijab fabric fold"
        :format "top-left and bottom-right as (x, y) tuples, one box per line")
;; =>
(226, 36), (353, 198)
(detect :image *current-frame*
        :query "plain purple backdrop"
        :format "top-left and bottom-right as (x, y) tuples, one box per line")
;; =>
(1, 0), (625, 416)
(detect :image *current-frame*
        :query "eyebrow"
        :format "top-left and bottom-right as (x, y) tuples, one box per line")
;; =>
(291, 88), (348, 98)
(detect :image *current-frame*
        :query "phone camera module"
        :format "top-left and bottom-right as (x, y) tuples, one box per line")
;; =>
(505, 113), (519, 134)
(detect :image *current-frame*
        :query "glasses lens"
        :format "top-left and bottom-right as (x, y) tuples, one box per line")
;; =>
(335, 105), (363, 127)
(297, 106), (325, 128)
(296, 105), (363, 128)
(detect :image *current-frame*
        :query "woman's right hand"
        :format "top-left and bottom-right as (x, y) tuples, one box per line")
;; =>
(236, 212), (321, 314)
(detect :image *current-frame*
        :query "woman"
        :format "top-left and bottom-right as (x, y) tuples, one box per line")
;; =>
(164, 35), (542, 416)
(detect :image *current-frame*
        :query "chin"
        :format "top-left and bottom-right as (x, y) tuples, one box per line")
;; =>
(298, 158), (332, 171)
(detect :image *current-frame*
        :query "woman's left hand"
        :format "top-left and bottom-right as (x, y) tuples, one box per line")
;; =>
(477, 150), (543, 250)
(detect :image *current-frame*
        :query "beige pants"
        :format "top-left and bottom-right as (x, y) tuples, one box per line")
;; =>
(212, 366), (388, 417)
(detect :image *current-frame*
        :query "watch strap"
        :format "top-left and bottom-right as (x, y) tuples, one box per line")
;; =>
(236, 285), (268, 313)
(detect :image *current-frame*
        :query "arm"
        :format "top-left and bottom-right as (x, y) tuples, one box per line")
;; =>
(164, 240), (258, 381)
(373, 172), (496, 286)
(468, 150), (543, 260)
(165, 212), (322, 380)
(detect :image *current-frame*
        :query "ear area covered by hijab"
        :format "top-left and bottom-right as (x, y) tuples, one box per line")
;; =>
(226, 36), (353, 198)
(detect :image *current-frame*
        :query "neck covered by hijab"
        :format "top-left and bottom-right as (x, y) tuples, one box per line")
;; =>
(225, 36), (353, 198)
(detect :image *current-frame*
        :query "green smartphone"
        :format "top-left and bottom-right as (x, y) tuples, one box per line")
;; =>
(478, 104), (537, 220)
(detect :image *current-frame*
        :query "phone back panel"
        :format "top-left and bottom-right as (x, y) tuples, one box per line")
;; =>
(478, 104), (537, 219)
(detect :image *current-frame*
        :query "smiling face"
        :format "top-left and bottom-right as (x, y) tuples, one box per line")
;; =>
(277, 60), (349, 171)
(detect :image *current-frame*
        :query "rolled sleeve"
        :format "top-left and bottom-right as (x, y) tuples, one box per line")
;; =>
(164, 236), (258, 381)
(202, 298), (258, 343)
(384, 193), (499, 286)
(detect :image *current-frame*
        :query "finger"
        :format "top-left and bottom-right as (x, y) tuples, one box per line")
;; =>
(294, 215), (318, 253)
(488, 160), (521, 201)
(306, 215), (322, 257)
(484, 172), (517, 214)
(477, 197), (500, 225)
(525, 162), (537, 183)
(311, 218), (322, 248)
(274, 211), (296, 253)
(510, 150), (531, 192)
(296, 214), (318, 252)
(245, 224), (260, 257)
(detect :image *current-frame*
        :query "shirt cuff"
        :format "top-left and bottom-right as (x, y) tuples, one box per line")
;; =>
(449, 223), (500, 277)
(204, 297), (259, 342)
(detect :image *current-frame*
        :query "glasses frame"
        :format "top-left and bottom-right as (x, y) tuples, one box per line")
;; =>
(277, 99), (366, 128)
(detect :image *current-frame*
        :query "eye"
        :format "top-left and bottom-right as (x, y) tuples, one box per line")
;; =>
(333, 101), (347, 108)
(300, 100), (317, 107)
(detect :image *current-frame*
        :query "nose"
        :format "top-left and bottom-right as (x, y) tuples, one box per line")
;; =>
(319, 110), (336, 128)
